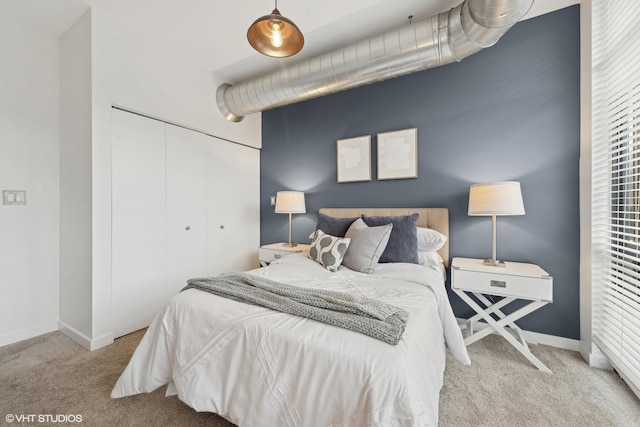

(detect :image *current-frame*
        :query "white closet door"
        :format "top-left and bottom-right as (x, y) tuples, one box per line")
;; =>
(112, 110), (167, 338)
(165, 125), (208, 296)
(206, 137), (260, 274)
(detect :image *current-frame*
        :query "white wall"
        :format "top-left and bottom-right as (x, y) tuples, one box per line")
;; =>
(58, 9), (262, 349)
(578, 0), (609, 369)
(91, 11), (262, 149)
(0, 13), (60, 346)
(0, 5), (261, 350)
(59, 11), (93, 345)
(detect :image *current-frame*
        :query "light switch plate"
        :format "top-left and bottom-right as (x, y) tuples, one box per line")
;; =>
(270, 196), (276, 206)
(3, 190), (27, 205)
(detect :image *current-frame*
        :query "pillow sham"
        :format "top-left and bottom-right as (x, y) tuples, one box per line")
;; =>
(315, 213), (358, 238)
(343, 218), (393, 274)
(362, 213), (419, 264)
(419, 250), (446, 281)
(418, 250), (445, 269)
(308, 229), (351, 272)
(416, 227), (448, 252)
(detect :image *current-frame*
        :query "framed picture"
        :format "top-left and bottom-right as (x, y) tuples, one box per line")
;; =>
(337, 135), (372, 183)
(377, 128), (418, 180)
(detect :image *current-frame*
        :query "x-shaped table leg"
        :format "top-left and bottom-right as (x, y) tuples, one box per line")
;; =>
(473, 293), (531, 348)
(462, 295), (513, 337)
(453, 289), (552, 373)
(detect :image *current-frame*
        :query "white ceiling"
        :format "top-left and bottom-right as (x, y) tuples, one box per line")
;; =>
(0, 0), (577, 83)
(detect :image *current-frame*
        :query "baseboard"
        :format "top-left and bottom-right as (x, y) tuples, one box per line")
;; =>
(0, 320), (59, 347)
(579, 347), (613, 370)
(58, 321), (114, 351)
(58, 321), (92, 350)
(456, 317), (581, 351)
(89, 332), (114, 351)
(522, 329), (581, 352)
(580, 339), (614, 370)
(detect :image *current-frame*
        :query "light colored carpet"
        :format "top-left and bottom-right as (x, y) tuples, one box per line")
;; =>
(1, 330), (639, 426)
(439, 335), (640, 426)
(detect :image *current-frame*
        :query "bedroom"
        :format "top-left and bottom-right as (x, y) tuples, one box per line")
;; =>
(1, 0), (639, 425)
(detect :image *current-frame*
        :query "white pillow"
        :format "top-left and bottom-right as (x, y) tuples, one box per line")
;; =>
(343, 218), (393, 274)
(307, 229), (351, 272)
(419, 250), (446, 281)
(416, 227), (447, 252)
(418, 250), (445, 269)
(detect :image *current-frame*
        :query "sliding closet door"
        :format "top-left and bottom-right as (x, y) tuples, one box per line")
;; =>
(112, 109), (167, 338)
(165, 124), (208, 296)
(206, 136), (260, 274)
(112, 110), (260, 338)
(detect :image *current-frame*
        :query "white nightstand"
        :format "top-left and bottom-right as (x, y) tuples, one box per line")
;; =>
(259, 243), (310, 267)
(451, 257), (554, 373)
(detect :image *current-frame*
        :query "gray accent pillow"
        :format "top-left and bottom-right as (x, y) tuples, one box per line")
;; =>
(362, 213), (419, 264)
(315, 213), (358, 237)
(308, 229), (351, 272)
(343, 218), (393, 274)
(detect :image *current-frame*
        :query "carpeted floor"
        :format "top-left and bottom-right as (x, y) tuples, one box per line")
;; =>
(439, 336), (640, 427)
(1, 330), (639, 427)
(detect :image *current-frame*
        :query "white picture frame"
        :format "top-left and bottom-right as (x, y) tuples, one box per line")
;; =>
(337, 135), (372, 183)
(377, 128), (418, 180)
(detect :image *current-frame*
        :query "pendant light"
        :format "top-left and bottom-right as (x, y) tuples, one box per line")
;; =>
(247, 0), (304, 58)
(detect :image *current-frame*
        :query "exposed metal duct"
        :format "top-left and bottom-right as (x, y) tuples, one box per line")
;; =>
(217, 0), (534, 122)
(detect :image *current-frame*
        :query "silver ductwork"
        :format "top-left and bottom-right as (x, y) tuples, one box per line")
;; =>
(217, 0), (534, 122)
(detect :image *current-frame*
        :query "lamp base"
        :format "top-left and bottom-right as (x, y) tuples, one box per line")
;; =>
(282, 242), (298, 247)
(483, 259), (506, 267)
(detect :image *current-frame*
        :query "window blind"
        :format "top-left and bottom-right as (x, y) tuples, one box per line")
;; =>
(592, 0), (640, 397)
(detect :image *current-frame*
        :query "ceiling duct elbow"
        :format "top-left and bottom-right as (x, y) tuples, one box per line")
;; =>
(217, 0), (533, 121)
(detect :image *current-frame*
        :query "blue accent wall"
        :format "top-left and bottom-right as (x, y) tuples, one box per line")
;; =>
(260, 6), (581, 340)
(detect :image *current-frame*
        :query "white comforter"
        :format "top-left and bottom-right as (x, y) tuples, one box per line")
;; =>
(111, 254), (470, 427)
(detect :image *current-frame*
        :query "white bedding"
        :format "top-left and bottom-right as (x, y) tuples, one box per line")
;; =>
(111, 254), (470, 427)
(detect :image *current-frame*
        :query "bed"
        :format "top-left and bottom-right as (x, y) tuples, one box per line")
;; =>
(111, 208), (470, 426)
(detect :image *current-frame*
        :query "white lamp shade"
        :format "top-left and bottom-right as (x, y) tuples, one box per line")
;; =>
(275, 191), (306, 214)
(468, 181), (525, 216)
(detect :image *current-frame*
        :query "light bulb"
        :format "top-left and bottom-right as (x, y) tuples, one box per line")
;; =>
(271, 22), (283, 48)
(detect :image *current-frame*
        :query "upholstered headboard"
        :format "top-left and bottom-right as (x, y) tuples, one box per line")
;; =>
(319, 208), (449, 267)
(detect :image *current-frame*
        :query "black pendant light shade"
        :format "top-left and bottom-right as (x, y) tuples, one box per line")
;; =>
(247, 6), (304, 58)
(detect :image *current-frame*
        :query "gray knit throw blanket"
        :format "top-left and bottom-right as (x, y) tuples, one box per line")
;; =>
(182, 272), (409, 345)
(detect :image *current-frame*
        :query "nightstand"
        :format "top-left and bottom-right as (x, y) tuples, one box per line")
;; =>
(451, 257), (553, 373)
(259, 243), (310, 267)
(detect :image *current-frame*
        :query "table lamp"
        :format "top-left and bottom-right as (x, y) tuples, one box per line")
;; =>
(275, 191), (306, 247)
(468, 181), (525, 267)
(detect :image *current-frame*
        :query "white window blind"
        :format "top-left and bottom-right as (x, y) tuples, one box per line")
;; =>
(592, 0), (640, 397)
